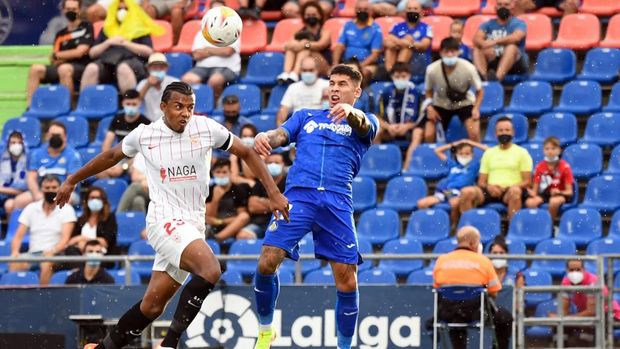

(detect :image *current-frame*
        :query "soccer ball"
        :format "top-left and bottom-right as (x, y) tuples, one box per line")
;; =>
(201, 6), (243, 47)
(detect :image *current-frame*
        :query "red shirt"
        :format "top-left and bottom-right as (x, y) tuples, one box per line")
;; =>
(533, 159), (574, 194)
(561, 271), (620, 320)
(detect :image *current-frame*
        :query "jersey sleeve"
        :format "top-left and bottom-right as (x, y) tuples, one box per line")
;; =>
(205, 118), (234, 151)
(371, 26), (383, 51)
(389, 23), (400, 37)
(67, 149), (83, 173)
(513, 18), (527, 33)
(281, 110), (305, 143)
(424, 24), (433, 39)
(486, 261), (502, 294)
(27, 149), (41, 172)
(121, 124), (145, 158)
(337, 22), (349, 45)
(479, 20), (491, 35)
(61, 205), (77, 223)
(17, 204), (32, 227)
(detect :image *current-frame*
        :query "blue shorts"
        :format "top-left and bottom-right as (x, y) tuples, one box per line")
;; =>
(263, 187), (362, 265)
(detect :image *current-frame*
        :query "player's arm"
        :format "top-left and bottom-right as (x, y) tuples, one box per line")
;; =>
(329, 103), (371, 137)
(253, 128), (289, 157)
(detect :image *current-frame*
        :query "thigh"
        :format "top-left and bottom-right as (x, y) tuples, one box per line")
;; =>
(95, 61), (114, 83)
(150, 0), (175, 16)
(314, 191), (360, 266)
(121, 58), (148, 80)
(508, 54), (529, 75)
(187, 67), (210, 83)
(42, 65), (60, 83)
(212, 67), (238, 83)
(433, 106), (454, 131)
(329, 261), (358, 291)
(455, 105), (474, 124)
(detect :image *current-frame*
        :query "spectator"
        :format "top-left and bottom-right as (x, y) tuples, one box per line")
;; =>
(117, 152), (149, 212)
(278, 1), (331, 83)
(80, 0), (157, 93)
(332, 0), (383, 82)
(525, 137), (574, 222)
(12, 122), (82, 211)
(450, 20), (472, 61)
(277, 56), (330, 126)
(237, 0), (300, 19)
(1, 132), (28, 216)
(142, 0), (195, 45)
(473, 0), (528, 82)
(370, 0), (400, 16)
(181, 0), (240, 101)
(205, 159), (252, 242)
(137, 52), (178, 121)
(67, 186), (117, 253)
(231, 124), (259, 187)
(65, 240), (115, 285)
(489, 235), (525, 288)
(383, 0), (432, 73)
(87, 0), (143, 22)
(433, 226), (513, 349)
(458, 117), (533, 220)
(9, 175), (77, 285)
(221, 95), (252, 136)
(515, 0), (579, 16)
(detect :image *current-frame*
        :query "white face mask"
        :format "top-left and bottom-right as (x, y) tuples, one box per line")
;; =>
(117, 8), (128, 22)
(8, 143), (23, 157)
(456, 155), (472, 167)
(567, 271), (584, 284)
(492, 258), (508, 269)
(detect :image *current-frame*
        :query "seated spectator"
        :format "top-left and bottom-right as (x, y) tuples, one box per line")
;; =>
(9, 175), (77, 285)
(450, 20), (472, 61)
(1, 132), (28, 216)
(231, 124), (258, 187)
(370, 0), (400, 16)
(27, 0), (94, 108)
(525, 137), (574, 222)
(278, 1), (331, 83)
(206, 159), (251, 242)
(221, 95), (252, 136)
(117, 152), (149, 212)
(332, 0), (383, 82)
(489, 235), (524, 288)
(424, 38), (483, 143)
(459, 117), (533, 220)
(137, 52), (178, 121)
(277, 56), (329, 126)
(241, 153), (288, 239)
(383, 0), (432, 73)
(86, 0), (143, 22)
(81, 0), (157, 93)
(142, 0), (195, 45)
(67, 186), (117, 253)
(473, 0), (527, 82)
(237, 0), (300, 19)
(12, 122), (82, 211)
(515, 0), (579, 16)
(65, 240), (115, 285)
(181, 0), (240, 101)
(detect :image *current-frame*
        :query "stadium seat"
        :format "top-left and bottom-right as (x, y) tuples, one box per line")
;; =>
(110, 269), (141, 285)
(76, 146), (100, 180)
(429, 239), (458, 269)
(193, 84), (215, 115)
(403, 144), (449, 179)
(357, 209), (400, 245)
(580, 0), (620, 16)
(551, 14), (601, 50)
(264, 18), (303, 52)
(606, 145), (620, 174)
(304, 267), (333, 284)
(53, 116), (89, 148)
(600, 14), (620, 48)
(323, 18), (348, 50)
(577, 48), (620, 84)
(2, 116), (41, 148)
(352, 176), (377, 212)
(462, 15), (495, 48)
(580, 175), (620, 213)
(240, 19), (267, 55)
(50, 270), (74, 285)
(522, 269), (553, 306)
(0, 271), (39, 286)
(504, 81), (553, 116)
(530, 48), (577, 83)
(518, 14), (553, 50)
(128, 240), (155, 278)
(562, 143), (603, 180)
(263, 84), (288, 115)
(367, 81), (394, 113)
(557, 208), (602, 247)
(0, 241), (10, 273)
(279, 235), (322, 276)
(583, 112), (620, 147)
(603, 83), (620, 112)
(378, 175), (426, 212)
(458, 209), (501, 244)
(554, 80), (602, 115)
(339, 0), (356, 17)
(525, 300), (561, 338)
(502, 238), (527, 272)
(434, 0), (481, 16)
(260, 10), (282, 21)
(171, 19), (201, 53)
(522, 143), (544, 165)
(227, 239), (263, 277)
(165, 53), (193, 79)
(152, 20), (173, 52)
(481, 0), (497, 13)
(375, 16), (401, 39)
(358, 144), (402, 181)
(531, 112), (578, 145)
(507, 209), (552, 247)
(610, 210), (620, 237)
(92, 116), (114, 146)
(405, 209), (450, 246)
(73, 85), (119, 120)
(359, 268), (397, 285)
(278, 270), (295, 285)
(445, 117), (468, 143)
(480, 81), (504, 116)
(23, 85), (71, 119)
(355, 90), (370, 112)
(406, 268), (434, 285)
(116, 211), (147, 247)
(207, 240), (220, 255)
(217, 84), (261, 116)
(421, 16), (453, 51)
(241, 52), (284, 86)
(248, 114), (276, 133)
(532, 239), (577, 277)
(4, 208), (28, 248)
(220, 270), (244, 285)
(483, 113), (529, 145)
(91, 178), (128, 211)
(378, 238), (424, 277)
(357, 238), (374, 272)
(585, 237), (620, 273)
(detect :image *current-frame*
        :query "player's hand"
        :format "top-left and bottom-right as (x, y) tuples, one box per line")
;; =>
(329, 103), (354, 124)
(254, 132), (272, 158)
(55, 180), (76, 209)
(269, 192), (290, 222)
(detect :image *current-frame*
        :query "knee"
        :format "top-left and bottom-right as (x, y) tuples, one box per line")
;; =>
(116, 62), (133, 76)
(549, 196), (565, 207)
(84, 63), (99, 76)
(506, 186), (522, 199)
(257, 246), (285, 275)
(140, 299), (166, 319)
(333, 269), (357, 292)
(57, 64), (74, 78)
(503, 44), (519, 55)
(171, 5), (184, 16)
(460, 187), (475, 200)
(182, 73), (201, 85)
(30, 64), (45, 76)
(208, 74), (225, 88)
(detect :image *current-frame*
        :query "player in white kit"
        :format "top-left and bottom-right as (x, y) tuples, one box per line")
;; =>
(55, 82), (289, 349)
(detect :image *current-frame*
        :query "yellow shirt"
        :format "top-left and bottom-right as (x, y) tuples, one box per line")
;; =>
(433, 248), (502, 295)
(479, 144), (533, 187)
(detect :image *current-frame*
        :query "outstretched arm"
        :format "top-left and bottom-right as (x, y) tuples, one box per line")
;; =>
(329, 103), (371, 137)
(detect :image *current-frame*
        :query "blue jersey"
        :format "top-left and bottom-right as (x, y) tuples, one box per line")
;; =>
(480, 17), (527, 56)
(389, 21), (433, 64)
(459, 43), (472, 61)
(337, 20), (383, 61)
(0, 150), (27, 192)
(28, 145), (82, 183)
(281, 109), (379, 197)
(437, 158), (480, 191)
(378, 82), (421, 124)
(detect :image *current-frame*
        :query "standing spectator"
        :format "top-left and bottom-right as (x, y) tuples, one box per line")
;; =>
(231, 124), (259, 187)
(65, 240), (115, 284)
(277, 57), (330, 126)
(221, 95), (252, 136)
(137, 52), (178, 121)
(473, 0), (528, 82)
(458, 117), (533, 220)
(9, 175), (77, 285)
(117, 153), (149, 212)
(26, 0), (94, 108)
(67, 186), (118, 253)
(332, 0), (383, 82)
(142, 0), (195, 45)
(525, 137), (574, 222)
(450, 20), (472, 61)
(1, 132), (28, 216)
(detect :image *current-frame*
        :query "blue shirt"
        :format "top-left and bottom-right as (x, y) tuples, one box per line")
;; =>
(281, 109), (379, 196)
(28, 145), (82, 183)
(459, 43), (472, 61)
(438, 158), (480, 191)
(0, 151), (27, 193)
(389, 21), (433, 65)
(479, 17), (527, 56)
(378, 82), (421, 124)
(338, 20), (383, 61)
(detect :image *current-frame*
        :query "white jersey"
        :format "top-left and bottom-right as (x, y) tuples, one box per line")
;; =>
(122, 117), (233, 232)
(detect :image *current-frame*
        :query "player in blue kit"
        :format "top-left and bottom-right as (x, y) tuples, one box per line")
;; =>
(251, 65), (379, 349)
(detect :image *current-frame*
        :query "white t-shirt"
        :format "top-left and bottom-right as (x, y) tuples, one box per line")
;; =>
(280, 79), (329, 111)
(192, 32), (241, 74)
(424, 58), (482, 110)
(81, 223), (97, 239)
(137, 75), (179, 122)
(122, 117), (233, 231)
(18, 200), (77, 253)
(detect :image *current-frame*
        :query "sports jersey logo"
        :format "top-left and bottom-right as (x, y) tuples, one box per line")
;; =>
(167, 165), (198, 182)
(160, 167), (167, 182)
(303, 121), (352, 136)
(303, 120), (319, 134)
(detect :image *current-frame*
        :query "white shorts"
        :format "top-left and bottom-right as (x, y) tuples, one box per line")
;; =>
(147, 219), (204, 284)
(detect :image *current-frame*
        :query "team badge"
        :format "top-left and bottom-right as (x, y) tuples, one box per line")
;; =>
(59, 157), (66, 164)
(268, 221), (278, 232)
(160, 167), (167, 183)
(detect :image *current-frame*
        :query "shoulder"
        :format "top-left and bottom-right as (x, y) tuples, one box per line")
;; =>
(318, 78), (329, 88)
(427, 60), (442, 71)
(559, 159), (572, 170)
(534, 160), (546, 172)
(483, 146), (500, 156)
(481, 19), (497, 29)
(344, 21), (355, 29)
(370, 22), (382, 31)
(63, 146), (81, 157)
(459, 59), (477, 71)
(513, 144), (530, 156)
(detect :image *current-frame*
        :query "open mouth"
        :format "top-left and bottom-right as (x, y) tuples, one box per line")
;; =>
(179, 119), (188, 127)
(330, 95), (340, 103)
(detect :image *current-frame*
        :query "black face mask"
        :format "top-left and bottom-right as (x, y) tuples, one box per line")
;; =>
(356, 11), (369, 23)
(304, 16), (319, 26)
(406, 12), (420, 24)
(65, 11), (78, 22)
(496, 7), (510, 20)
(43, 191), (56, 204)
(497, 134), (513, 145)
(49, 134), (64, 149)
(224, 113), (239, 122)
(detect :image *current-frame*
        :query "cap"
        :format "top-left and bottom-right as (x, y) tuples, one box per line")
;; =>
(148, 52), (168, 65)
(223, 95), (239, 104)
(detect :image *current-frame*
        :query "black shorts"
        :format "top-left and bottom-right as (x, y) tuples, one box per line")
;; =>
(432, 105), (474, 131)
(489, 54), (529, 75)
(534, 0), (563, 9)
(42, 62), (87, 84)
(94, 57), (148, 84)
(481, 186), (528, 206)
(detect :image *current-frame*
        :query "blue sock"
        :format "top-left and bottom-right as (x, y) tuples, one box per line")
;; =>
(254, 271), (280, 327)
(336, 290), (359, 349)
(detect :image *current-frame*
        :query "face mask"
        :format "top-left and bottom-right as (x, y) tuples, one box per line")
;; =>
(356, 11), (369, 23)
(321, 101), (330, 109)
(49, 134), (64, 149)
(88, 198), (104, 212)
(124, 106), (139, 116)
(241, 137), (255, 147)
(456, 155), (472, 167)
(85, 252), (102, 268)
(567, 271), (584, 284)
(9, 143), (23, 157)
(492, 258), (508, 269)
(44, 191), (56, 204)
(496, 7), (510, 20)
(406, 11), (420, 23)
(497, 134), (512, 145)
(150, 70), (166, 81)
(304, 16), (319, 26)
(213, 176), (230, 187)
(545, 155), (559, 163)
(393, 79), (409, 91)
(224, 113), (239, 121)
(117, 8), (127, 22)
(65, 11), (78, 22)
(442, 56), (458, 66)
(301, 72), (318, 85)
(267, 163), (283, 177)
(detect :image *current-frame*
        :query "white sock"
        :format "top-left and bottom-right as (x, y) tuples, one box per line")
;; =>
(259, 324), (272, 332)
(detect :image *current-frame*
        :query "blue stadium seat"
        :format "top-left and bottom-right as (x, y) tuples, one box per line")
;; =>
(357, 208), (400, 245)
(525, 300), (558, 338)
(116, 211), (146, 247)
(78, 146), (101, 165)
(73, 84), (119, 120)
(378, 238), (424, 277)
(128, 240), (155, 278)
(355, 90), (370, 112)
(582, 112), (620, 147)
(522, 143), (544, 164)
(54, 116), (89, 148)
(0, 271), (39, 286)
(193, 84), (215, 115)
(227, 239), (263, 277)
(585, 238), (620, 274)
(378, 175), (426, 212)
(217, 84), (262, 116)
(530, 48), (576, 83)
(405, 209), (450, 246)
(496, 238), (527, 272)
(50, 270), (74, 285)
(540, 180), (579, 213)
(221, 270), (244, 285)
(263, 84), (288, 115)
(406, 268), (434, 285)
(505, 81), (553, 116)
(91, 178), (128, 211)
(530, 112), (578, 145)
(580, 175), (620, 213)
(557, 208), (602, 247)
(278, 270), (295, 285)
(562, 143), (603, 180)
(603, 82), (620, 113)
(279, 234), (321, 276)
(110, 269), (141, 285)
(483, 113), (529, 145)
(207, 240), (220, 255)
(458, 209), (501, 244)
(304, 267), (333, 284)
(23, 85), (71, 119)
(606, 145), (620, 174)
(358, 268), (397, 285)
(241, 52), (285, 86)
(553, 80), (602, 115)
(445, 116), (468, 144)
(352, 176), (377, 212)
(92, 116), (114, 146)
(577, 48), (620, 84)
(507, 209), (552, 248)
(480, 81), (504, 116)
(367, 81), (394, 113)
(403, 144), (449, 179)
(358, 144), (402, 181)
(356, 237), (374, 272)
(611, 211), (620, 238)
(532, 239), (577, 277)
(2, 117), (41, 148)
(249, 114), (277, 133)
(0, 241), (10, 273)
(428, 238), (458, 269)
(522, 269), (553, 306)
(164, 52), (193, 79)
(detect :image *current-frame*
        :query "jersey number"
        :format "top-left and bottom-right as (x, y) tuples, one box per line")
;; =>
(164, 219), (185, 235)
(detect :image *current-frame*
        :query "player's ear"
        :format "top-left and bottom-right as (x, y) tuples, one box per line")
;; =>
(160, 101), (166, 112)
(354, 85), (362, 99)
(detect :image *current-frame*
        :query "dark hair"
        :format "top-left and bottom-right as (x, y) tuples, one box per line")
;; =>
(240, 124), (258, 137)
(123, 89), (140, 100)
(489, 236), (509, 253)
(212, 158), (231, 172)
(84, 239), (104, 249)
(495, 116), (513, 126)
(566, 258), (584, 268)
(330, 64), (363, 86)
(79, 186), (111, 224)
(40, 174), (61, 186)
(301, 1), (325, 25)
(48, 121), (67, 135)
(390, 62), (411, 76)
(8, 131), (24, 141)
(454, 142), (473, 153)
(162, 82), (194, 103)
(440, 37), (460, 51)
(543, 136), (561, 148)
